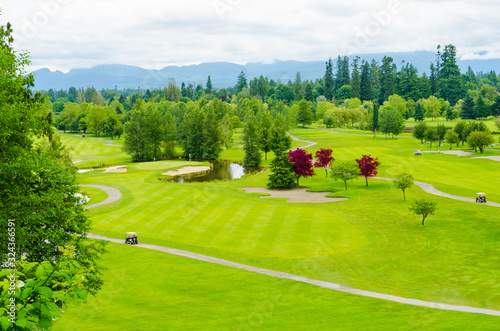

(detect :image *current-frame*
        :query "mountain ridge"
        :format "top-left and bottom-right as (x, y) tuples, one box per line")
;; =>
(32, 51), (500, 90)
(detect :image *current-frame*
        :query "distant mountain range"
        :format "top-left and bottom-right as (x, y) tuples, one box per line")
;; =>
(32, 51), (500, 91)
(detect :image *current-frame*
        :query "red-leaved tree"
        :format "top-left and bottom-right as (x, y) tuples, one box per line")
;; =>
(288, 148), (315, 185)
(355, 154), (380, 186)
(314, 149), (334, 177)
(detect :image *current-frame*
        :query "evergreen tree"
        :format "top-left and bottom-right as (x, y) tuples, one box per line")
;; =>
(267, 115), (295, 189)
(360, 61), (373, 101)
(380, 56), (395, 103)
(414, 102), (425, 121)
(491, 95), (500, 117)
(163, 111), (177, 158)
(370, 60), (381, 102)
(461, 93), (476, 119)
(293, 72), (303, 100)
(334, 56), (343, 92)
(475, 94), (489, 119)
(236, 71), (248, 93)
(351, 57), (361, 99)
(304, 83), (314, 101)
(202, 106), (223, 159)
(257, 76), (269, 101)
(181, 82), (187, 97)
(324, 58), (334, 100)
(243, 111), (262, 166)
(205, 75), (213, 94)
(341, 56), (351, 87)
(438, 44), (465, 105)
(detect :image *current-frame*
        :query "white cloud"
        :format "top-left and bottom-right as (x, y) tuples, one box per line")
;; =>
(0, 0), (499, 71)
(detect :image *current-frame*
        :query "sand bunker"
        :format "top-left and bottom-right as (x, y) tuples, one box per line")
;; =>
(239, 187), (348, 203)
(421, 150), (475, 156)
(162, 166), (211, 176)
(471, 156), (500, 162)
(102, 165), (128, 173)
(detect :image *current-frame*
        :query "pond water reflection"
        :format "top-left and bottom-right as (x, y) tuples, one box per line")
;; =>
(169, 160), (262, 183)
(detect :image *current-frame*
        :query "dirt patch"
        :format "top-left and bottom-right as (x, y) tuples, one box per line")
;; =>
(162, 166), (211, 176)
(421, 150), (475, 156)
(102, 165), (128, 173)
(239, 187), (348, 203)
(471, 156), (500, 162)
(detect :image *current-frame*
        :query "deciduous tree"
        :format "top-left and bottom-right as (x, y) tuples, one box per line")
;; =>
(243, 111), (261, 166)
(393, 172), (414, 201)
(288, 148), (315, 185)
(409, 199), (437, 226)
(314, 149), (334, 177)
(355, 155), (380, 186)
(467, 131), (494, 153)
(330, 160), (360, 190)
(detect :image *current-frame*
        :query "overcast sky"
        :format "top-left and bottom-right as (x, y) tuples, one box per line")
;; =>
(1, 0), (499, 72)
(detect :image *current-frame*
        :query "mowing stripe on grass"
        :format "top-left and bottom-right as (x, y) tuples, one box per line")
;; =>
(84, 184), (500, 316)
(86, 232), (500, 316)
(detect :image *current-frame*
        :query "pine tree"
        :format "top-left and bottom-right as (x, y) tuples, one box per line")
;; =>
(236, 71), (247, 93)
(304, 83), (314, 101)
(461, 93), (476, 119)
(267, 114), (295, 189)
(371, 60), (381, 102)
(351, 57), (361, 99)
(205, 75), (213, 94)
(380, 56), (395, 103)
(475, 94), (489, 119)
(360, 61), (373, 101)
(324, 58), (334, 100)
(414, 102), (425, 121)
(438, 44), (465, 105)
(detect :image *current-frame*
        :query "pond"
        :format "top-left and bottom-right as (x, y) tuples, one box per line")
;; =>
(169, 160), (262, 183)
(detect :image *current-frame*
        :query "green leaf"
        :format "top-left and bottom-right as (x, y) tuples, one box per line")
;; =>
(46, 302), (59, 311)
(23, 262), (38, 273)
(38, 316), (51, 329)
(0, 317), (13, 331)
(38, 286), (53, 298)
(70, 260), (82, 269)
(15, 318), (28, 328)
(20, 288), (31, 299)
(35, 265), (45, 279)
(78, 290), (88, 299)
(40, 304), (50, 315)
(17, 310), (27, 319)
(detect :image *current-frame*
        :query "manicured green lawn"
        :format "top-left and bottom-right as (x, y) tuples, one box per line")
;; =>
(79, 186), (108, 206)
(55, 127), (500, 328)
(52, 243), (500, 331)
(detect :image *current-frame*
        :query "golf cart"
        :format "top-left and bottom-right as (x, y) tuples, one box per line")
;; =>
(414, 149), (422, 155)
(125, 232), (138, 245)
(476, 193), (487, 203)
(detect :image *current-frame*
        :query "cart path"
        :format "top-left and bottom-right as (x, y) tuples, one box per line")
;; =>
(328, 129), (413, 138)
(79, 184), (122, 209)
(86, 232), (500, 316)
(376, 177), (500, 207)
(83, 184), (500, 316)
(289, 134), (317, 150)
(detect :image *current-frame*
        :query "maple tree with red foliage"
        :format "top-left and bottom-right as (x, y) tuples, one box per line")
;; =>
(314, 149), (334, 177)
(355, 154), (380, 186)
(288, 148), (315, 185)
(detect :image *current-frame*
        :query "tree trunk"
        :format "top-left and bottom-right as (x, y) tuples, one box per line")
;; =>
(403, 189), (406, 201)
(265, 152), (267, 161)
(297, 176), (300, 186)
(325, 168), (328, 178)
(422, 216), (426, 226)
(344, 181), (347, 190)
(365, 176), (368, 186)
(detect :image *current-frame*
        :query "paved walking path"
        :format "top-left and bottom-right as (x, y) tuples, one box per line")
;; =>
(289, 134), (317, 150)
(83, 184), (500, 316)
(376, 177), (500, 207)
(73, 154), (127, 164)
(79, 184), (122, 209)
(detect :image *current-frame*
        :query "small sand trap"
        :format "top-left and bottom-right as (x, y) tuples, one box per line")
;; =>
(471, 156), (500, 162)
(162, 166), (211, 176)
(239, 187), (348, 204)
(102, 165), (128, 173)
(421, 150), (475, 156)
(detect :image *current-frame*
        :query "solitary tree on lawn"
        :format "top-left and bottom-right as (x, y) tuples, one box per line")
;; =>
(355, 155), (380, 186)
(330, 160), (360, 190)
